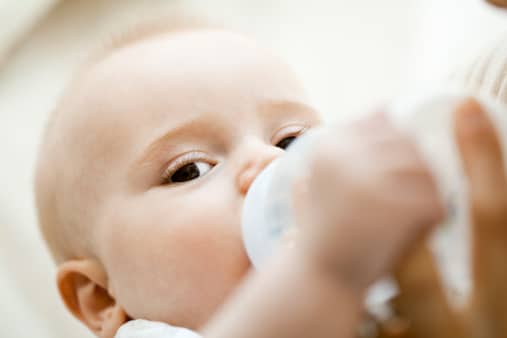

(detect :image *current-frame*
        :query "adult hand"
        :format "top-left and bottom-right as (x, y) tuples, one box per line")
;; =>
(377, 99), (507, 338)
(296, 115), (444, 294)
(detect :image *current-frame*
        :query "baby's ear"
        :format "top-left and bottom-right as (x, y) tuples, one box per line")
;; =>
(57, 259), (127, 338)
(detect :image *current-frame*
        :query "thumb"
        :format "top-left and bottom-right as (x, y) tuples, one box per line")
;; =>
(453, 98), (507, 206)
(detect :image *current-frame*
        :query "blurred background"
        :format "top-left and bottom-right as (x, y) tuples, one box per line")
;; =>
(1, 0), (507, 337)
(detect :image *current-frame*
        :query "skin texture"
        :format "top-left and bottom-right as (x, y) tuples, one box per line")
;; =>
(54, 29), (321, 336)
(87, 31), (317, 330)
(49, 29), (445, 338)
(46, 23), (507, 338)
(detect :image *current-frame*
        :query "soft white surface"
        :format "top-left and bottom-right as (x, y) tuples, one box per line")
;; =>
(1, 1), (506, 337)
(115, 320), (200, 338)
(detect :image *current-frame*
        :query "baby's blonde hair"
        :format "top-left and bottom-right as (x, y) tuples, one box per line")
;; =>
(35, 14), (211, 264)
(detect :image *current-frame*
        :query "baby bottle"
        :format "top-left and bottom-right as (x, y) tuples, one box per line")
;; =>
(241, 90), (507, 310)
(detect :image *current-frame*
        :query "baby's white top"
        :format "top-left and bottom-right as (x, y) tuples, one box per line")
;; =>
(115, 320), (201, 338)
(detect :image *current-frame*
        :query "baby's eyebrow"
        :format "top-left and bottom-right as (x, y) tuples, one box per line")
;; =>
(132, 115), (220, 170)
(258, 100), (318, 119)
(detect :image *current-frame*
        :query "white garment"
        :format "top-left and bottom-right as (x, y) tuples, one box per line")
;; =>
(115, 320), (201, 338)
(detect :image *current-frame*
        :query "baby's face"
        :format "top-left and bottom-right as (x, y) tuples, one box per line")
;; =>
(75, 30), (320, 329)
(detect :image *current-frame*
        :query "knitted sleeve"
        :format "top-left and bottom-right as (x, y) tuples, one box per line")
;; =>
(450, 34), (507, 102)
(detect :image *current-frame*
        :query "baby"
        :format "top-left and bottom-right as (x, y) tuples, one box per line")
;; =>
(34, 18), (443, 338)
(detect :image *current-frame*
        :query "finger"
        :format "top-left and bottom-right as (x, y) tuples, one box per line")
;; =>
(454, 98), (507, 216)
(486, 0), (507, 9)
(454, 98), (507, 333)
(454, 98), (507, 293)
(376, 317), (410, 338)
(358, 310), (408, 338)
(392, 241), (462, 338)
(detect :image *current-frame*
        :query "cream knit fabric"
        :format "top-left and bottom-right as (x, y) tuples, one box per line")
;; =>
(451, 34), (507, 101)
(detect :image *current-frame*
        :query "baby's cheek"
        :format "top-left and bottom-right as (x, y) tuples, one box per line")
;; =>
(96, 210), (178, 317)
(102, 240), (151, 310)
(98, 200), (250, 328)
(145, 219), (251, 327)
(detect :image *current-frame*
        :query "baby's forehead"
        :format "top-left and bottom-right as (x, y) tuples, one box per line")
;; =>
(83, 30), (299, 107)
(88, 29), (279, 85)
(60, 29), (307, 170)
(73, 30), (304, 136)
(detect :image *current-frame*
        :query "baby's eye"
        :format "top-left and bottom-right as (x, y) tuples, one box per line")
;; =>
(162, 152), (215, 185)
(171, 161), (213, 183)
(275, 136), (297, 150)
(273, 125), (308, 150)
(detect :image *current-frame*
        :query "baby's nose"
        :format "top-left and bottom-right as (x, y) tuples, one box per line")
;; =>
(236, 145), (284, 195)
